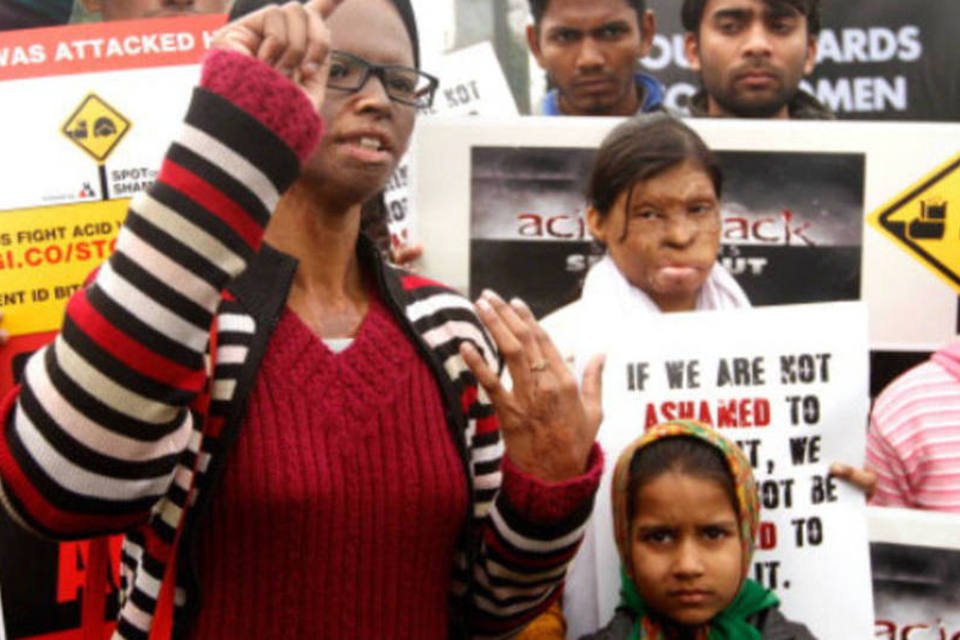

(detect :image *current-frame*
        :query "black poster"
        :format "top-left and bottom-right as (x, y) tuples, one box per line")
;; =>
(871, 541), (960, 638)
(640, 0), (960, 121)
(469, 146), (865, 319)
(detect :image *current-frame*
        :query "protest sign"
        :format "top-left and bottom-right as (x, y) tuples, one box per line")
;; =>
(385, 40), (517, 251)
(572, 302), (871, 639)
(0, 15), (222, 384)
(469, 145), (863, 318)
(412, 116), (960, 384)
(630, 0), (960, 121)
(0, 15), (221, 639)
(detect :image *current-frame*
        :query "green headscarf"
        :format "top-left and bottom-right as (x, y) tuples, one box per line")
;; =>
(610, 420), (779, 639)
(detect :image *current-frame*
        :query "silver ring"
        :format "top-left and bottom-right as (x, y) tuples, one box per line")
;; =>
(530, 361), (548, 372)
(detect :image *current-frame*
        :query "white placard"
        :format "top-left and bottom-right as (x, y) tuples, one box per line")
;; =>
(569, 301), (872, 639)
(412, 117), (960, 351)
(386, 41), (518, 250)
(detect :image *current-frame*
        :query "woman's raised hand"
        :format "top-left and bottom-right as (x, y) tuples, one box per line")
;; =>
(460, 290), (604, 483)
(210, 0), (342, 110)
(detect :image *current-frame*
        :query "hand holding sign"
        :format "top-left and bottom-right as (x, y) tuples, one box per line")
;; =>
(211, 0), (342, 110)
(460, 290), (604, 482)
(830, 462), (877, 499)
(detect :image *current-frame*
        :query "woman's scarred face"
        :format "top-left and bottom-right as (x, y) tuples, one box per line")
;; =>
(302, 0), (418, 203)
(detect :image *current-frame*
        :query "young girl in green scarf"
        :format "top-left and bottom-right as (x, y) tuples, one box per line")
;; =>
(583, 420), (816, 640)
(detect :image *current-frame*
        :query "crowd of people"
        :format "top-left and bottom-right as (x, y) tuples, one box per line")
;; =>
(0, 0), (956, 639)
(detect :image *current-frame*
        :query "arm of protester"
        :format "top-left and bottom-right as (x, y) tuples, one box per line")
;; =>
(0, 1), (337, 539)
(459, 289), (604, 633)
(461, 289), (603, 483)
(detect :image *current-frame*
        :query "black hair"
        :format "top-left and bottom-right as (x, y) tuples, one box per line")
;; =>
(360, 193), (392, 255)
(626, 436), (738, 525)
(528, 0), (647, 30)
(587, 113), (722, 226)
(229, 0), (422, 67)
(681, 0), (821, 37)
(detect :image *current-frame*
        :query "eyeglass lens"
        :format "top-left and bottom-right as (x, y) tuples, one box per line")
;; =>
(327, 52), (434, 107)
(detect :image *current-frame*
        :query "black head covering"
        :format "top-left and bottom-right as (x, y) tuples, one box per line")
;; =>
(228, 0), (422, 67)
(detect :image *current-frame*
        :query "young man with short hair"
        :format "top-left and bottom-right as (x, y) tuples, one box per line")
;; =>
(526, 0), (664, 116)
(682, 0), (833, 119)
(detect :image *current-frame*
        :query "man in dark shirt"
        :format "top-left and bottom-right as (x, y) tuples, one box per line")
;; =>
(682, 0), (833, 119)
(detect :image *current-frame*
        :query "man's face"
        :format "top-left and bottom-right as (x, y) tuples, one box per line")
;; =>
(89, 0), (231, 21)
(526, 0), (654, 116)
(684, 0), (817, 118)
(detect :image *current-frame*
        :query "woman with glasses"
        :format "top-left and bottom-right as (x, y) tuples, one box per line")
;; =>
(0, 1), (605, 638)
(524, 114), (751, 640)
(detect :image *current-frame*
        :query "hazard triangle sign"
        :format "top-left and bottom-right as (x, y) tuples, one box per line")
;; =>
(869, 153), (960, 293)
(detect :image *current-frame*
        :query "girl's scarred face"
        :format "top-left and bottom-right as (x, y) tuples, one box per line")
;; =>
(630, 471), (743, 627)
(587, 159), (721, 312)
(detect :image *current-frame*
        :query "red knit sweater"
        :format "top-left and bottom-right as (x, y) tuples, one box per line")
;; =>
(191, 297), (468, 639)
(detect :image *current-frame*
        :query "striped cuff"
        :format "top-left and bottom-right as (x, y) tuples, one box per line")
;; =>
(499, 443), (603, 526)
(200, 48), (323, 163)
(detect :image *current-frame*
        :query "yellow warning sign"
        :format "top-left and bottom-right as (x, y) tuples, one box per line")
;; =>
(869, 153), (960, 294)
(0, 200), (126, 335)
(61, 93), (131, 163)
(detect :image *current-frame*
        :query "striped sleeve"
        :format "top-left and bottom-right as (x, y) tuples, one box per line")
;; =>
(866, 411), (913, 507)
(397, 273), (602, 638)
(866, 359), (960, 511)
(468, 446), (602, 639)
(0, 50), (321, 539)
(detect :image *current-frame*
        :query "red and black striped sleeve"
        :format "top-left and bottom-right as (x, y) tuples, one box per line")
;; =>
(0, 50), (321, 539)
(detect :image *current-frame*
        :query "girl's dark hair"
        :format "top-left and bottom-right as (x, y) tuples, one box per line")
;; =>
(587, 114), (722, 222)
(360, 192), (391, 255)
(626, 436), (738, 524)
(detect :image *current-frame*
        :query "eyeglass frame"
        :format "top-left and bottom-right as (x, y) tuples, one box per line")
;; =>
(326, 50), (440, 109)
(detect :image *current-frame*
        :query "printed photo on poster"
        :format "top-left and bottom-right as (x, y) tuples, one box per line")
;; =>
(869, 507), (960, 639)
(469, 146), (864, 318)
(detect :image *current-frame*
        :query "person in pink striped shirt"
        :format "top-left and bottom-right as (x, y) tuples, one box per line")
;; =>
(858, 339), (960, 512)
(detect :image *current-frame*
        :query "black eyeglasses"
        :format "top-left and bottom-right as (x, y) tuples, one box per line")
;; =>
(326, 50), (439, 109)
